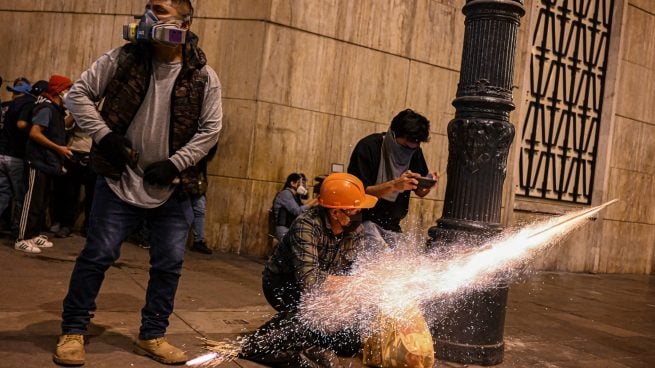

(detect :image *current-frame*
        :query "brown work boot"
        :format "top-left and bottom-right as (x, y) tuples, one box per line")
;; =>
(53, 334), (85, 366)
(134, 337), (188, 364)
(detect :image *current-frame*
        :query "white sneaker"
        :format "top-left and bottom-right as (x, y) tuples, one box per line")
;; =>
(31, 235), (53, 248)
(15, 239), (41, 253)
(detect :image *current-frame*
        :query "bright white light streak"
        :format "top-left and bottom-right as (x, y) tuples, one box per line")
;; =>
(186, 352), (218, 366)
(299, 199), (618, 332)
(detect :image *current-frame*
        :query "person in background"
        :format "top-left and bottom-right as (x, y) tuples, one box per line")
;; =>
(348, 109), (439, 247)
(272, 172), (318, 241)
(15, 75), (73, 253)
(189, 144), (217, 254)
(0, 78), (35, 236)
(54, 0), (222, 365)
(240, 173), (378, 367)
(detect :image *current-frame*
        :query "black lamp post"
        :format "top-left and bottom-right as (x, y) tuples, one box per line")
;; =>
(427, 0), (525, 365)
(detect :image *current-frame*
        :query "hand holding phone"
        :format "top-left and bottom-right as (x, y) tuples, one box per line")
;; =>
(416, 176), (437, 189)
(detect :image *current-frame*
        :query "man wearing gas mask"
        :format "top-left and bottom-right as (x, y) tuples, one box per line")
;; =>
(55, 0), (222, 366)
(240, 173), (377, 367)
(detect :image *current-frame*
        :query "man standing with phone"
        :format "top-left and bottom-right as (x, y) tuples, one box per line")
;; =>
(347, 109), (439, 246)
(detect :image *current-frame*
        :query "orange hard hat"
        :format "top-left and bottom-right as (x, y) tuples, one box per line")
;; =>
(319, 173), (378, 209)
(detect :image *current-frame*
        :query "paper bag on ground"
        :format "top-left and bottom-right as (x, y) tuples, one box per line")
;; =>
(363, 307), (435, 368)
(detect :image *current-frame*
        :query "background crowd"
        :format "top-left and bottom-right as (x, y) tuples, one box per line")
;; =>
(0, 75), (215, 255)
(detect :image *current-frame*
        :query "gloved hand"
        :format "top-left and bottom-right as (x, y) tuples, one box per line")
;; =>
(97, 132), (134, 170)
(144, 159), (180, 186)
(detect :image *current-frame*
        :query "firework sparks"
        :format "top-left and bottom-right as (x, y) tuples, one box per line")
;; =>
(187, 200), (617, 366)
(186, 338), (242, 367)
(299, 199), (618, 332)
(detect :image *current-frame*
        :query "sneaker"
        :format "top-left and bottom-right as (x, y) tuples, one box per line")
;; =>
(14, 239), (41, 254)
(134, 337), (188, 364)
(56, 227), (72, 238)
(32, 235), (53, 248)
(53, 334), (85, 366)
(49, 222), (61, 233)
(190, 240), (213, 254)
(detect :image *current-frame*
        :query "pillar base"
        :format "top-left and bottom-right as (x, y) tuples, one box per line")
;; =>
(434, 339), (504, 366)
(430, 285), (509, 366)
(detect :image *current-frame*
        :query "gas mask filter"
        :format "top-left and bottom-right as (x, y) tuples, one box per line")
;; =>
(123, 9), (188, 46)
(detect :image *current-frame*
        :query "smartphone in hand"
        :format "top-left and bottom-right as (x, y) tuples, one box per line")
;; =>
(416, 176), (437, 189)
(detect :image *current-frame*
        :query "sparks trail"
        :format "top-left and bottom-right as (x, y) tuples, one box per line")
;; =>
(299, 199), (618, 333)
(186, 200), (617, 366)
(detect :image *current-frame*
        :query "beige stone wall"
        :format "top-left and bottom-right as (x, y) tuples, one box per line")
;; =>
(216, 0), (467, 256)
(511, 0), (655, 274)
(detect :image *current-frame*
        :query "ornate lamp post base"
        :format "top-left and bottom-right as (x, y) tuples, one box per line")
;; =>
(427, 0), (525, 365)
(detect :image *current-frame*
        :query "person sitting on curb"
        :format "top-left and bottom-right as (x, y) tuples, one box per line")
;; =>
(271, 172), (319, 241)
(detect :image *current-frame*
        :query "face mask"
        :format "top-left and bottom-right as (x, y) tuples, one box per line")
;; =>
(296, 185), (308, 196)
(342, 212), (363, 233)
(390, 131), (418, 154)
(123, 9), (188, 46)
(59, 90), (70, 108)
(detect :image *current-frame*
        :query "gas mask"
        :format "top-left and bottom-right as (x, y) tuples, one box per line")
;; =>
(123, 9), (188, 47)
(296, 185), (308, 197)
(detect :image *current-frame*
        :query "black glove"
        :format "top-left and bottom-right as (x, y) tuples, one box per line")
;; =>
(97, 132), (134, 170)
(144, 159), (180, 186)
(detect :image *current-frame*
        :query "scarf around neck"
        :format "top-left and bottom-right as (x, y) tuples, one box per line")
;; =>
(375, 130), (417, 202)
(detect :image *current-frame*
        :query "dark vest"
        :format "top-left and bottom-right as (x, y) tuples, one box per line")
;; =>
(26, 97), (67, 175)
(92, 32), (208, 195)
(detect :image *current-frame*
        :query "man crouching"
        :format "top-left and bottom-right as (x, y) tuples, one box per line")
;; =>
(240, 173), (378, 367)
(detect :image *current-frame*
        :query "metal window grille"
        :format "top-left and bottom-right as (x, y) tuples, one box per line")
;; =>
(518, 0), (614, 204)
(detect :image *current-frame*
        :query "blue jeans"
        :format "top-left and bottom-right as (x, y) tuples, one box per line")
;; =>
(191, 194), (206, 242)
(62, 177), (193, 339)
(0, 155), (25, 226)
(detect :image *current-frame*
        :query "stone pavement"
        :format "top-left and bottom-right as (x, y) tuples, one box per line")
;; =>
(0, 233), (653, 368)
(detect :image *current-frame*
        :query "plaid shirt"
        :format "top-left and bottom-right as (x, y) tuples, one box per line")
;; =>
(265, 206), (365, 292)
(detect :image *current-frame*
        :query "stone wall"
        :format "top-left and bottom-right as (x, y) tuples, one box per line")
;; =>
(511, 0), (655, 274)
(0, 0), (651, 273)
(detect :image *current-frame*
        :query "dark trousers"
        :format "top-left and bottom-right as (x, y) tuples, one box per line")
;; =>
(241, 271), (361, 361)
(51, 155), (96, 229)
(61, 177), (193, 339)
(17, 166), (50, 240)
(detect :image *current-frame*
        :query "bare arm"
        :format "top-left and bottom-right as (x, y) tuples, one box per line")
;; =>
(414, 171), (440, 198)
(365, 170), (420, 198)
(29, 125), (72, 159)
(321, 274), (352, 293)
(17, 120), (30, 131)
